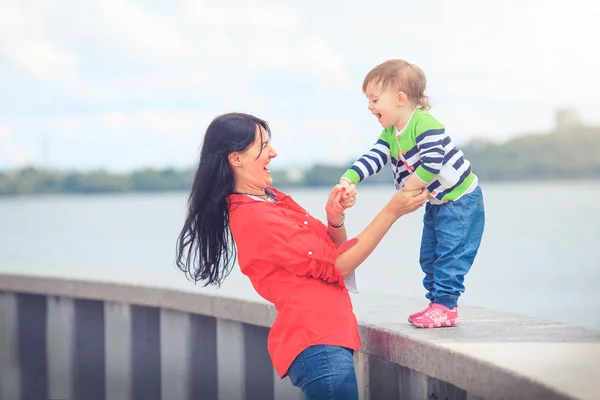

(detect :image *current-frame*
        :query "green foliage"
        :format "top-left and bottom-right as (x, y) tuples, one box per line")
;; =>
(462, 130), (600, 181)
(0, 167), (194, 196)
(1, 129), (598, 196)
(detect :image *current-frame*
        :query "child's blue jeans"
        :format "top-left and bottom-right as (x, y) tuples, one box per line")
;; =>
(420, 186), (485, 308)
(287, 345), (358, 400)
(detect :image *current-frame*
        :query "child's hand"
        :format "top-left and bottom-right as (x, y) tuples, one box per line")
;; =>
(339, 183), (357, 210)
(326, 184), (347, 218)
(336, 178), (355, 209)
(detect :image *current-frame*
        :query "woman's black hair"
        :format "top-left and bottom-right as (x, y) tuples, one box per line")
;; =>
(175, 112), (271, 286)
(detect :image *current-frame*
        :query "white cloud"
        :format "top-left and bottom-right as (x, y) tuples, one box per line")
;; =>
(95, 0), (193, 60)
(0, 123), (12, 140)
(268, 114), (378, 167)
(0, 110), (215, 170)
(11, 110), (211, 138)
(180, 0), (348, 78)
(0, 145), (30, 168)
(0, 0), (81, 86)
(83, 110), (210, 138)
(182, 1), (302, 34)
(0, 0), (599, 170)
(0, 123), (31, 168)
(245, 36), (348, 78)
(433, 107), (496, 142)
(433, 1), (600, 104)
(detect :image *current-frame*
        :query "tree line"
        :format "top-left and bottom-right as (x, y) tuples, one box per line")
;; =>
(1, 128), (599, 195)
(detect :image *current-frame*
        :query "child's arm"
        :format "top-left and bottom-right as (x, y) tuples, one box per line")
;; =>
(410, 126), (446, 192)
(340, 135), (392, 187)
(402, 173), (427, 191)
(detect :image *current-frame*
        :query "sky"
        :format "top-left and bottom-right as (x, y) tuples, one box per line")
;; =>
(1, 0), (599, 172)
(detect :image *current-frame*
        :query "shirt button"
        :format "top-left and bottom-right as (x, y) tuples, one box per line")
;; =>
(308, 251), (313, 255)
(303, 221), (308, 225)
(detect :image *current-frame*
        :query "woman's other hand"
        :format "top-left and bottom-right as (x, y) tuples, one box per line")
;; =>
(387, 188), (428, 218)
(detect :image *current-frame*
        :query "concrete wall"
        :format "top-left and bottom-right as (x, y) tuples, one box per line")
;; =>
(0, 282), (300, 400)
(0, 274), (598, 400)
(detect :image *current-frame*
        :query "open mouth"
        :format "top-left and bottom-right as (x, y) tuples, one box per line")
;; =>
(376, 113), (382, 120)
(264, 162), (271, 173)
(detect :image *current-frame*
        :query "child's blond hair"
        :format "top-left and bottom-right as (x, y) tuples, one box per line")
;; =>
(362, 59), (431, 110)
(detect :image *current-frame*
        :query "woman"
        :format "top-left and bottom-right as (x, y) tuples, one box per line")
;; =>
(176, 112), (427, 400)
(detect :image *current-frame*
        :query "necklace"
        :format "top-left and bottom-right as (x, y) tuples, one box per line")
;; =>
(233, 191), (268, 197)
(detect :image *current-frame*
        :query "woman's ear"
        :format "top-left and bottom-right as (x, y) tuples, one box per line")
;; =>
(228, 152), (242, 167)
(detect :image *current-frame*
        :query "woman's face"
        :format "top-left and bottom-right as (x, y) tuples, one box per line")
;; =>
(232, 125), (278, 192)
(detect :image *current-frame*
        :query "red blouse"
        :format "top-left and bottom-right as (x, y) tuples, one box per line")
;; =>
(228, 187), (361, 378)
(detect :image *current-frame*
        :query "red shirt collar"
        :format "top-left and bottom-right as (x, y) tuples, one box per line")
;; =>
(228, 186), (289, 211)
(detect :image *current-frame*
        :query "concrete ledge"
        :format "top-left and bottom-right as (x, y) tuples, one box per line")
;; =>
(0, 273), (277, 328)
(351, 294), (599, 400)
(1, 273), (598, 400)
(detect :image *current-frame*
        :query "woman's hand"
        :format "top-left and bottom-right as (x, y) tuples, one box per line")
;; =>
(326, 183), (356, 221)
(336, 178), (357, 208)
(333, 187), (426, 277)
(338, 182), (356, 209)
(340, 191), (356, 209)
(386, 188), (428, 218)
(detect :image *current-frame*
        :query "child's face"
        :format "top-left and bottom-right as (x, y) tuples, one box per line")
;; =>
(365, 81), (404, 128)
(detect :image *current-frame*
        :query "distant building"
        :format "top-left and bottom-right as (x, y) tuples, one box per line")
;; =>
(554, 108), (582, 133)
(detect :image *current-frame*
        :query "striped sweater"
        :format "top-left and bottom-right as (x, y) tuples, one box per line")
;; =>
(342, 109), (478, 204)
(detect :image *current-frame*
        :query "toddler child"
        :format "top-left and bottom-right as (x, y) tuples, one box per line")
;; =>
(340, 59), (485, 328)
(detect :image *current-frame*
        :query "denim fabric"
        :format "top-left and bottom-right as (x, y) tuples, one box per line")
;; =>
(419, 186), (485, 308)
(287, 345), (358, 400)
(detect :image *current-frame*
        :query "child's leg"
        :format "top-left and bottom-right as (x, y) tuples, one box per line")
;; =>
(419, 203), (437, 302)
(411, 187), (485, 328)
(432, 186), (485, 308)
(409, 204), (437, 322)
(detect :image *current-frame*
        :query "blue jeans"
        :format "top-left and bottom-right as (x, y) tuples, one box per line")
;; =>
(287, 345), (358, 400)
(420, 186), (485, 308)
